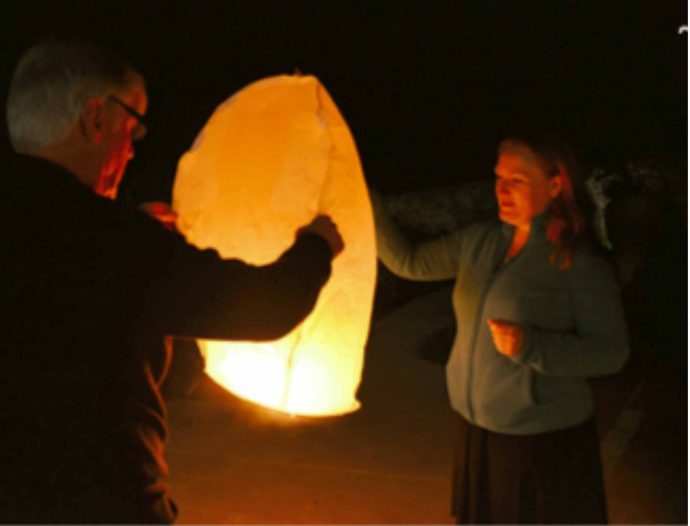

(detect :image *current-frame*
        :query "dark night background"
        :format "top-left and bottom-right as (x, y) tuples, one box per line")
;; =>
(1, 1), (687, 201)
(1, 2), (688, 520)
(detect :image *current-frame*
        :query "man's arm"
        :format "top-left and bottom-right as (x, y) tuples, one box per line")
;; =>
(135, 209), (339, 342)
(164, 231), (334, 341)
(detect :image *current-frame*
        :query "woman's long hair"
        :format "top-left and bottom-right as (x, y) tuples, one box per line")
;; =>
(498, 135), (593, 269)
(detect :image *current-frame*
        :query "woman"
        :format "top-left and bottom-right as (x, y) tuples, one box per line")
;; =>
(372, 136), (629, 524)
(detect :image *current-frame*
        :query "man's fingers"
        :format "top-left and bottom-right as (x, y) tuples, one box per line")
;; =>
(297, 215), (345, 257)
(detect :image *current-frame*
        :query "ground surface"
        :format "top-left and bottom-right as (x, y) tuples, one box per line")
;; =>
(166, 287), (687, 524)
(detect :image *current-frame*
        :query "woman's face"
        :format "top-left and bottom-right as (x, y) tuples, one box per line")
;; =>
(493, 145), (562, 229)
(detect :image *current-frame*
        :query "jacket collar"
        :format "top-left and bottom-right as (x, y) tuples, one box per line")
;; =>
(501, 211), (550, 245)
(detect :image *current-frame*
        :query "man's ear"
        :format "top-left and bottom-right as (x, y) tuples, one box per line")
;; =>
(81, 98), (105, 144)
(549, 174), (564, 198)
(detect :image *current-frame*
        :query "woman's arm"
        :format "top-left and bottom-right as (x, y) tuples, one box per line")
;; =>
(371, 190), (462, 281)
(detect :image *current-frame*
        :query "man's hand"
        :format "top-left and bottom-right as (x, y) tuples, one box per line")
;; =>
(139, 201), (178, 231)
(297, 215), (344, 257)
(487, 319), (525, 358)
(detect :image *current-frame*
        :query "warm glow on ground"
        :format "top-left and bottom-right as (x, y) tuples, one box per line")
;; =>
(202, 332), (363, 416)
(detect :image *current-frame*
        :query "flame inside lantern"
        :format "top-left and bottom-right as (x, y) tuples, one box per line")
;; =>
(172, 75), (376, 416)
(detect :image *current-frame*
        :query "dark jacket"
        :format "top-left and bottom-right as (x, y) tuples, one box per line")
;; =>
(0, 154), (332, 522)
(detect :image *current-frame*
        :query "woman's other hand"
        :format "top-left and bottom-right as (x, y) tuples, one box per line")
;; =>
(488, 319), (525, 357)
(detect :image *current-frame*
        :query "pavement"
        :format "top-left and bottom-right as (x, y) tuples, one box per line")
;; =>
(165, 286), (687, 524)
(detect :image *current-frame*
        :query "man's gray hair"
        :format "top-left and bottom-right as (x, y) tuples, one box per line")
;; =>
(6, 40), (139, 151)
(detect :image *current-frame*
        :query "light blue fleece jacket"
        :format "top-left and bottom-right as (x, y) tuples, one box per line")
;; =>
(374, 199), (629, 435)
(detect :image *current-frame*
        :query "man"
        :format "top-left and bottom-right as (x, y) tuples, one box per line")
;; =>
(0, 40), (343, 523)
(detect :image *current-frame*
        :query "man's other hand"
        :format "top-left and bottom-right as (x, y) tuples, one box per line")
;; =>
(139, 201), (178, 231)
(297, 215), (344, 257)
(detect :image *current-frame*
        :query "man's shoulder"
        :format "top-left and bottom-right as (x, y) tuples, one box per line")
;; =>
(2, 153), (91, 205)
(4, 152), (71, 179)
(3, 153), (180, 253)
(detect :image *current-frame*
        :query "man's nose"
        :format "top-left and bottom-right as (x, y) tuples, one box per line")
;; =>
(495, 179), (509, 194)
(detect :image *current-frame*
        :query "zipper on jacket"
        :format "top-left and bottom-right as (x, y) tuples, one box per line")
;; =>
(465, 273), (496, 422)
(465, 246), (523, 423)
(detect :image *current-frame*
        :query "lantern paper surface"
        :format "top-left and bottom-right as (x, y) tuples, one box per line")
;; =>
(172, 75), (376, 417)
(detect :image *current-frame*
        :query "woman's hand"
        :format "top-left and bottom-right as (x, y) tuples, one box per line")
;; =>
(487, 319), (525, 357)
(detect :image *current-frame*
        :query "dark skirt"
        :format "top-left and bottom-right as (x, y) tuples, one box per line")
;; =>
(451, 415), (607, 524)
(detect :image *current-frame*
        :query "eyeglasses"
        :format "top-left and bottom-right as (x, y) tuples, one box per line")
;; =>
(107, 95), (147, 140)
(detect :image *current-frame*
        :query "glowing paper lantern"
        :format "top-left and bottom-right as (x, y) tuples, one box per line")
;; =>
(172, 75), (376, 417)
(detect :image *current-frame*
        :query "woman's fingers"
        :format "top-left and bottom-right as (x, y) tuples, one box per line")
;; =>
(487, 319), (525, 357)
